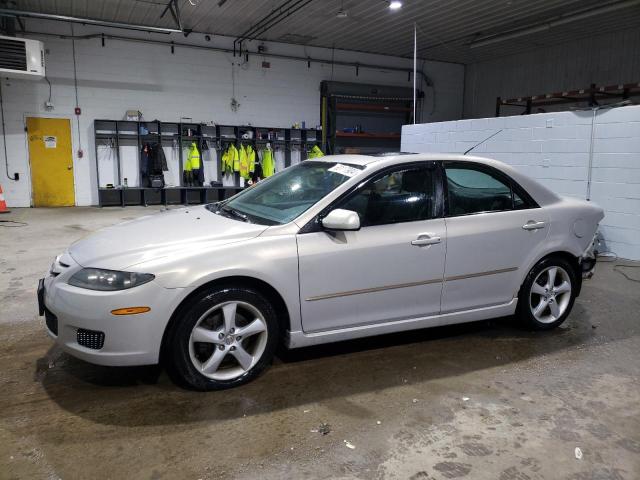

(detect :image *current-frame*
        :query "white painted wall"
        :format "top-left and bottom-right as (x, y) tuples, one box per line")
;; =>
(402, 105), (640, 260)
(0, 19), (464, 207)
(464, 27), (640, 119)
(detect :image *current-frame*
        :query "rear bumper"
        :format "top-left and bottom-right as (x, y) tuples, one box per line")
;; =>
(580, 233), (598, 279)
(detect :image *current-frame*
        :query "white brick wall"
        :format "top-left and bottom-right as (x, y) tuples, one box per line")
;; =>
(0, 19), (465, 207)
(401, 105), (640, 260)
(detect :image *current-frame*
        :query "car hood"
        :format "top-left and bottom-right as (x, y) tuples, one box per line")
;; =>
(68, 206), (269, 271)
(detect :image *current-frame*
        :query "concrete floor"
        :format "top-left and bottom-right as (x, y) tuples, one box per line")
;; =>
(1, 206), (639, 480)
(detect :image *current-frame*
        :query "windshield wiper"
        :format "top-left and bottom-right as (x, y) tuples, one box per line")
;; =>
(220, 205), (251, 223)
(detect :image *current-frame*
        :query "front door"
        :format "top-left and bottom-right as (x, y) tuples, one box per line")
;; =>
(26, 117), (75, 207)
(297, 163), (446, 333)
(441, 162), (549, 313)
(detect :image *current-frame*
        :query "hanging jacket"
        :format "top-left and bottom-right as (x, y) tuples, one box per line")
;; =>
(222, 144), (238, 175)
(142, 143), (168, 176)
(185, 142), (201, 172)
(232, 144), (241, 173)
(221, 149), (230, 175)
(247, 145), (256, 177)
(239, 144), (256, 180)
(261, 148), (275, 177)
(308, 145), (324, 159)
(141, 143), (151, 176)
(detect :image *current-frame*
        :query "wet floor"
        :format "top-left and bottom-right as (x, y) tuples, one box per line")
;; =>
(1, 207), (639, 479)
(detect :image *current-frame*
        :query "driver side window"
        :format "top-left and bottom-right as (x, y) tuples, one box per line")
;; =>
(339, 166), (436, 227)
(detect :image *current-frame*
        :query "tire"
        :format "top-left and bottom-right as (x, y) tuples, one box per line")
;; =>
(517, 256), (577, 330)
(165, 286), (279, 391)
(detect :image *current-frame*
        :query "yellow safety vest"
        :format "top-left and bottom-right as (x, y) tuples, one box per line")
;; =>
(261, 148), (275, 177)
(185, 142), (201, 172)
(239, 144), (256, 180)
(221, 149), (230, 174)
(308, 145), (324, 159)
(222, 144), (238, 175)
(232, 144), (240, 172)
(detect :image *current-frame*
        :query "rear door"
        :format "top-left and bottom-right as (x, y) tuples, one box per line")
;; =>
(441, 161), (549, 313)
(297, 162), (446, 332)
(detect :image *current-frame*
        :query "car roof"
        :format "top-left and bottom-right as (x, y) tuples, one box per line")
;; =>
(314, 152), (501, 166)
(315, 153), (561, 206)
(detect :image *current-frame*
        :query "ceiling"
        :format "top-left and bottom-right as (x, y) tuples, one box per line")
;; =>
(6, 0), (640, 64)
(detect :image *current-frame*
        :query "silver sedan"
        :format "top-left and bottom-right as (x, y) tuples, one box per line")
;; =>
(39, 153), (603, 390)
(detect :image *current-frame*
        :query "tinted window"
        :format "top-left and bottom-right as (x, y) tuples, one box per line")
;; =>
(446, 167), (514, 215)
(339, 166), (436, 227)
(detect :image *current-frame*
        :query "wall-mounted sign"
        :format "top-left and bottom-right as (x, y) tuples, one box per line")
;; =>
(44, 136), (57, 148)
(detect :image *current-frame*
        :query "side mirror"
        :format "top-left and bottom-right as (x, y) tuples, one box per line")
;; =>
(321, 209), (360, 231)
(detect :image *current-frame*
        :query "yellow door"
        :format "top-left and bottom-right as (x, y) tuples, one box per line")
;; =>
(26, 117), (75, 207)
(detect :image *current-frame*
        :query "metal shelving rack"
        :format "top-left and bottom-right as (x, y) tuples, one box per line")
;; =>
(321, 80), (421, 155)
(94, 119), (322, 207)
(495, 82), (640, 116)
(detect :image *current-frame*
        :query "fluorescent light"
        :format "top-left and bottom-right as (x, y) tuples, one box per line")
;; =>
(389, 1), (402, 10)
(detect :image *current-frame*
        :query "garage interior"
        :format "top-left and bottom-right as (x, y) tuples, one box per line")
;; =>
(1, 0), (639, 479)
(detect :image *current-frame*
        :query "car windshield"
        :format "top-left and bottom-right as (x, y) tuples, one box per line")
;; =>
(206, 161), (365, 225)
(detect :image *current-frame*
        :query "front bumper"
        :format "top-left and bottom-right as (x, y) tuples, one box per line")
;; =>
(39, 254), (187, 366)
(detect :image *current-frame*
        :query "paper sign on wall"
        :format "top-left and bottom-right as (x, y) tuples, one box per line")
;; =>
(44, 136), (57, 148)
(328, 163), (360, 177)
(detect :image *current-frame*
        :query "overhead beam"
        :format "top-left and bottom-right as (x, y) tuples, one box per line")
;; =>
(160, 0), (183, 32)
(470, 0), (640, 48)
(0, 9), (182, 34)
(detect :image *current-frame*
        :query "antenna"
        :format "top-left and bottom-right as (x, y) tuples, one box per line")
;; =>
(413, 22), (417, 124)
(463, 129), (502, 155)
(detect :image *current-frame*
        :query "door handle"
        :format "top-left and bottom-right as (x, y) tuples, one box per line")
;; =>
(67, 166), (73, 170)
(411, 234), (441, 246)
(522, 220), (546, 230)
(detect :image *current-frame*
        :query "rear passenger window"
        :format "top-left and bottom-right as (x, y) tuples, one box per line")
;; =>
(339, 166), (436, 227)
(445, 167), (514, 215)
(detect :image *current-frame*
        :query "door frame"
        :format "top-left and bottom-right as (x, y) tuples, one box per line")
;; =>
(23, 113), (79, 207)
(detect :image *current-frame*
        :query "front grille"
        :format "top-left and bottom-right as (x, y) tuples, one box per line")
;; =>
(0, 38), (27, 71)
(77, 329), (105, 350)
(44, 307), (58, 336)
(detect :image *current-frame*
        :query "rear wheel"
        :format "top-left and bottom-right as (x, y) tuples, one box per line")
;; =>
(517, 257), (577, 330)
(166, 286), (279, 390)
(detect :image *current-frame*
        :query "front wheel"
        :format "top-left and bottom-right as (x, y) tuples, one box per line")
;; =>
(165, 286), (279, 391)
(517, 257), (577, 330)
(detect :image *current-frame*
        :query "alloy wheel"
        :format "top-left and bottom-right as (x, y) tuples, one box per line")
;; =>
(188, 301), (268, 380)
(529, 265), (572, 324)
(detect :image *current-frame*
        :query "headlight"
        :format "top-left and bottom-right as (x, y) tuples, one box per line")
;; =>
(69, 268), (155, 291)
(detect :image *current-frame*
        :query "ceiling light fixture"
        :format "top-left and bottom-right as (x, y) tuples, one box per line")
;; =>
(389, 1), (403, 10)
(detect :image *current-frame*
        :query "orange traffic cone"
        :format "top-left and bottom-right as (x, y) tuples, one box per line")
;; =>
(0, 183), (10, 214)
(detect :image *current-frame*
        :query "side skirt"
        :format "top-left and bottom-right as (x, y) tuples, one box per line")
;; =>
(285, 298), (518, 349)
